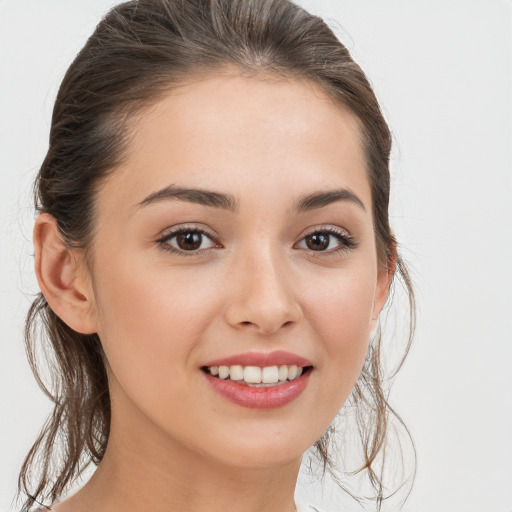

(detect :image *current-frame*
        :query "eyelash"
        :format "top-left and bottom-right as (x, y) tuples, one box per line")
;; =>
(156, 226), (219, 257)
(156, 225), (358, 257)
(296, 226), (358, 257)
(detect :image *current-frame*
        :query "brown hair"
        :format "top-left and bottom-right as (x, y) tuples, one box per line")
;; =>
(18, 0), (415, 510)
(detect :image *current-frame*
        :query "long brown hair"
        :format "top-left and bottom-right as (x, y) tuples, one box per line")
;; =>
(18, 0), (415, 510)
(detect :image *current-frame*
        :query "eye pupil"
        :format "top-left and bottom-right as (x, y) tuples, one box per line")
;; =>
(177, 232), (202, 250)
(306, 233), (330, 251)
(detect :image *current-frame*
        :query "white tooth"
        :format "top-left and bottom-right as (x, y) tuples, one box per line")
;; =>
(296, 367), (303, 377)
(210, 366), (219, 376)
(218, 366), (230, 379)
(262, 366), (279, 384)
(244, 366), (262, 384)
(288, 365), (298, 380)
(229, 365), (244, 381)
(278, 365), (289, 381)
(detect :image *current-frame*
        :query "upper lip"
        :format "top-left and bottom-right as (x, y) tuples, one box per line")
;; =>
(203, 350), (312, 368)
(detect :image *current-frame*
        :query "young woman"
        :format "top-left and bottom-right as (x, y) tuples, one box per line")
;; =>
(17, 1), (415, 511)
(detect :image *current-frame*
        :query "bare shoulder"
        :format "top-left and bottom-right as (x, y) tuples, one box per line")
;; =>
(30, 504), (62, 512)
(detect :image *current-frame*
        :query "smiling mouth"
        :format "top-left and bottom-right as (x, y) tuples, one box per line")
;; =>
(201, 364), (313, 387)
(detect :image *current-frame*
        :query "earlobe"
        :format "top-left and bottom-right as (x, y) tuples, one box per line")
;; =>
(34, 213), (97, 334)
(370, 244), (397, 331)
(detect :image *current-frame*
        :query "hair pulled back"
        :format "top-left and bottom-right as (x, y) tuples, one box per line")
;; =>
(18, 0), (415, 510)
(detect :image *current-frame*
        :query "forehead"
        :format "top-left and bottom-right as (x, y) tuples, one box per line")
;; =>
(97, 72), (370, 213)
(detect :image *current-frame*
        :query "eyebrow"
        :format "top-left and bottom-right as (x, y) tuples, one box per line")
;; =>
(137, 185), (239, 212)
(293, 188), (366, 212)
(136, 185), (366, 213)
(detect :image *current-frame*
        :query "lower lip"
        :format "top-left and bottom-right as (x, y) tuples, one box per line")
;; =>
(203, 370), (311, 409)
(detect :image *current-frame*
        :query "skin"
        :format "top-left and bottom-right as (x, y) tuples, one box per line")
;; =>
(34, 72), (392, 512)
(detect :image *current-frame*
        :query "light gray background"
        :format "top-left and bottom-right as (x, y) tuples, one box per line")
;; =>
(1, 1), (511, 511)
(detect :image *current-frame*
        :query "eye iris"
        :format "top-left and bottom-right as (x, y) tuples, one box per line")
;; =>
(306, 233), (330, 251)
(177, 232), (202, 250)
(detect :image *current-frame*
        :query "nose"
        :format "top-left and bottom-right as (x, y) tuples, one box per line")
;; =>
(223, 247), (302, 335)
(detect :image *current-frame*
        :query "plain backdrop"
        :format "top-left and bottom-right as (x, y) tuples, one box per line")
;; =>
(1, 1), (511, 511)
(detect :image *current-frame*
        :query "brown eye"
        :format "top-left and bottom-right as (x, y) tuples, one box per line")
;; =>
(296, 228), (356, 254)
(176, 232), (203, 250)
(304, 233), (330, 251)
(159, 228), (217, 254)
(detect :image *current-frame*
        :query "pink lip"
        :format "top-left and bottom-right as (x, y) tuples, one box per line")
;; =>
(203, 350), (312, 368)
(202, 370), (312, 409)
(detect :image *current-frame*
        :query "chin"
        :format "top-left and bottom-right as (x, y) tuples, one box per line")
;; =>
(200, 428), (317, 469)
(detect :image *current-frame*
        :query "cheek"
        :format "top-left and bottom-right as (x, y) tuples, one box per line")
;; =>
(92, 257), (220, 389)
(307, 268), (376, 397)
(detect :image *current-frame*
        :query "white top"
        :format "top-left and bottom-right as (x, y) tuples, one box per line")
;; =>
(29, 503), (323, 512)
(296, 504), (324, 512)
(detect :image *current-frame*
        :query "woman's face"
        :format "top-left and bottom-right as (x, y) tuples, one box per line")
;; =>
(85, 72), (390, 469)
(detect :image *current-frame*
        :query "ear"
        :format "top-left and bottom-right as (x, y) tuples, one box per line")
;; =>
(33, 213), (98, 334)
(370, 242), (397, 331)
